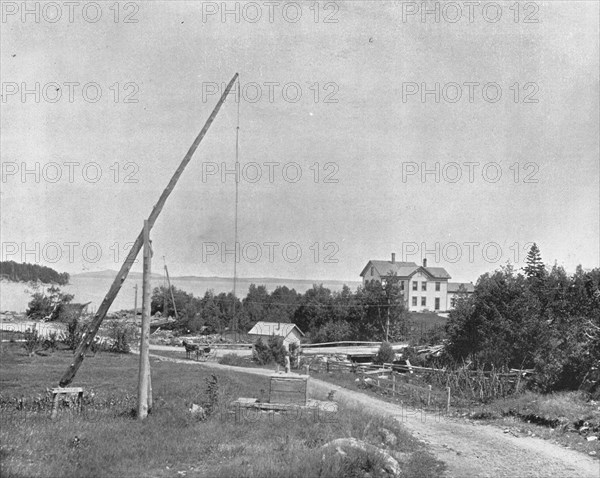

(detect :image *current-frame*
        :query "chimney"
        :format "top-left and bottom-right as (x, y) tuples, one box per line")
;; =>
(391, 253), (396, 264)
(423, 258), (427, 267)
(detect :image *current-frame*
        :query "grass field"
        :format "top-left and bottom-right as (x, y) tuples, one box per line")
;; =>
(0, 342), (444, 478)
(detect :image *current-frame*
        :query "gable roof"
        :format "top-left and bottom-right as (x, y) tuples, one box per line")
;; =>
(247, 321), (304, 337)
(360, 260), (451, 280)
(360, 260), (418, 277)
(448, 282), (475, 293)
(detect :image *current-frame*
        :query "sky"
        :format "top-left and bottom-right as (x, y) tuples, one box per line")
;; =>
(1, 0), (599, 284)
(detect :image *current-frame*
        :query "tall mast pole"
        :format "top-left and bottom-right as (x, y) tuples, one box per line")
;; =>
(59, 73), (239, 387)
(232, 77), (241, 337)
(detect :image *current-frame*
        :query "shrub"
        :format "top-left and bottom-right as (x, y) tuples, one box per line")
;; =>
(63, 317), (83, 351)
(23, 326), (41, 356)
(107, 320), (135, 354)
(374, 341), (395, 365)
(218, 353), (247, 367)
(252, 338), (271, 365)
(268, 335), (287, 366)
(43, 331), (59, 352)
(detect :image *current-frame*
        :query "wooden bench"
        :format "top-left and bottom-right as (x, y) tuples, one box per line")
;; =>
(51, 387), (83, 419)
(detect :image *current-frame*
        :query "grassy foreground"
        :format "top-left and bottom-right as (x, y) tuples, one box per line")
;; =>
(0, 342), (444, 478)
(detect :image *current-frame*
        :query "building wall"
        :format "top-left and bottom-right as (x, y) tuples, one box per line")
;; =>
(362, 265), (382, 285)
(406, 271), (448, 312)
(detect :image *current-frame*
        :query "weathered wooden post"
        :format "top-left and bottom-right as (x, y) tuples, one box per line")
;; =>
(446, 386), (451, 414)
(392, 371), (396, 395)
(427, 385), (432, 407)
(58, 73), (239, 387)
(138, 220), (152, 419)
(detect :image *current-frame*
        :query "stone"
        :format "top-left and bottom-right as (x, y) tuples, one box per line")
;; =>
(586, 436), (598, 441)
(380, 428), (398, 447)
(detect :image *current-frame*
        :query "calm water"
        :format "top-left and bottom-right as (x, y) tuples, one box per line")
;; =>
(1, 275), (361, 313)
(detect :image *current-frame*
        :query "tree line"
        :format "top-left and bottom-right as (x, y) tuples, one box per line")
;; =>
(150, 279), (412, 343)
(445, 244), (600, 392)
(0, 261), (69, 285)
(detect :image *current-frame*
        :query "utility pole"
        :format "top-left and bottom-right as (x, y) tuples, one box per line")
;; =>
(138, 220), (152, 419)
(133, 283), (138, 320)
(58, 72), (239, 387)
(164, 262), (179, 320)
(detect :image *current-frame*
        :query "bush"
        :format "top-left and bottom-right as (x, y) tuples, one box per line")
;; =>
(26, 286), (74, 322)
(43, 331), (59, 352)
(252, 338), (271, 365)
(63, 317), (83, 351)
(218, 353), (247, 367)
(23, 326), (41, 356)
(374, 342), (395, 365)
(251, 336), (288, 366)
(106, 320), (135, 354)
(268, 335), (287, 366)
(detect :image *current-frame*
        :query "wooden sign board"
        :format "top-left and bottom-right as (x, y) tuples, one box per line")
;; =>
(269, 374), (308, 406)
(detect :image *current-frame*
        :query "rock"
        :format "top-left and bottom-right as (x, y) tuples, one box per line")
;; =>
(589, 451), (597, 456)
(380, 428), (398, 447)
(586, 436), (598, 441)
(503, 429), (509, 433)
(189, 403), (206, 419)
(321, 438), (402, 477)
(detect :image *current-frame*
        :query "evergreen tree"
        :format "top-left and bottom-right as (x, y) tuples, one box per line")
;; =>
(524, 243), (546, 280)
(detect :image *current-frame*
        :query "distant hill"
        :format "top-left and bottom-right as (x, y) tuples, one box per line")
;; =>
(0, 261), (69, 285)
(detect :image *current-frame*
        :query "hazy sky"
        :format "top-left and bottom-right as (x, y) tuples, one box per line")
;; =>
(1, 1), (598, 284)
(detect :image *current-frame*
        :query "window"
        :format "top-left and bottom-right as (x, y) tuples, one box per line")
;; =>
(421, 297), (426, 306)
(412, 297), (417, 306)
(422, 281), (427, 291)
(400, 281), (405, 291)
(412, 281), (418, 291)
(435, 282), (441, 291)
(370, 267), (374, 276)
(435, 298), (440, 310)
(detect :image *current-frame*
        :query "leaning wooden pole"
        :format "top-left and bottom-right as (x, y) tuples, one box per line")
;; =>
(138, 220), (152, 419)
(59, 72), (239, 387)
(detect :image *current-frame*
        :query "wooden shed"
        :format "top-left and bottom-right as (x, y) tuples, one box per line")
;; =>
(248, 321), (304, 349)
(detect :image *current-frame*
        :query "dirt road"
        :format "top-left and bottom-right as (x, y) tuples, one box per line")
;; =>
(148, 353), (599, 478)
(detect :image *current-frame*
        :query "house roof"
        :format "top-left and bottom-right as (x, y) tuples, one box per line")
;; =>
(247, 321), (305, 338)
(360, 260), (418, 277)
(360, 260), (451, 280)
(448, 282), (475, 293)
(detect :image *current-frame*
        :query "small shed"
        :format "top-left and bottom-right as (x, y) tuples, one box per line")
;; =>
(247, 321), (304, 349)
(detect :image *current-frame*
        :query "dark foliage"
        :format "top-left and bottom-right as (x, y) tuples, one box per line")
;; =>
(0, 261), (69, 285)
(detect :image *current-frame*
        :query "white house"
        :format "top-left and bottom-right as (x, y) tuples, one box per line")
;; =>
(360, 253), (472, 312)
(247, 321), (304, 349)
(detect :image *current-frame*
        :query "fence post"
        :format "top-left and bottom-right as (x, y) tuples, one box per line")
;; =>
(305, 364), (310, 376)
(446, 386), (451, 414)
(427, 385), (432, 407)
(392, 372), (396, 395)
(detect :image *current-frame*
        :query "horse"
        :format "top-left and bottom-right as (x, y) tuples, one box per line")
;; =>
(182, 340), (199, 360)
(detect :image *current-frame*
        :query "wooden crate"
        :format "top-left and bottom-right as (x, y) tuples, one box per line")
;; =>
(269, 374), (308, 405)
